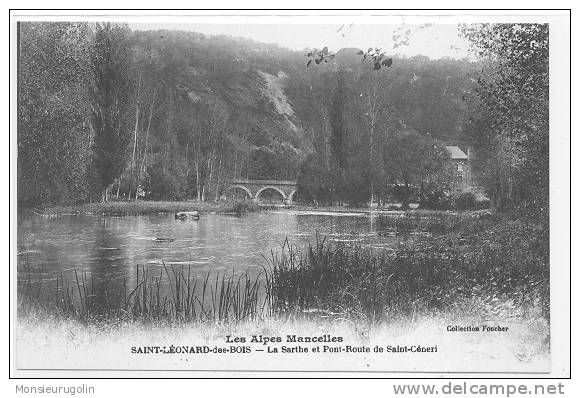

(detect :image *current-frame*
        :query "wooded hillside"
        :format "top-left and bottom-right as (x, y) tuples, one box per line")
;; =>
(18, 23), (475, 207)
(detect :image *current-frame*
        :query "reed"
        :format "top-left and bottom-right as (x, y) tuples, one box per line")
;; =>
(17, 264), (270, 324)
(264, 220), (549, 322)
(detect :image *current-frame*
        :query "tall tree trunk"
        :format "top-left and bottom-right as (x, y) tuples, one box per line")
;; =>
(163, 89), (174, 175)
(130, 107), (140, 200)
(206, 152), (215, 203)
(366, 82), (380, 208)
(185, 141), (189, 179)
(195, 159), (201, 202)
(139, 87), (156, 183)
(130, 73), (141, 200)
(214, 152), (223, 202)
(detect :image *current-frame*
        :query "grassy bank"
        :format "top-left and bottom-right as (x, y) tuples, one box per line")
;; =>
(26, 201), (368, 217)
(27, 200), (270, 217)
(27, 200), (490, 218)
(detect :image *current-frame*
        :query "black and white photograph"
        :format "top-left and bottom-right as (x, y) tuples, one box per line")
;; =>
(9, 9), (571, 378)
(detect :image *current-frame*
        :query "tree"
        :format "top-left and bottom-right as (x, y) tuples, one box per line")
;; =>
(17, 22), (92, 207)
(328, 70), (348, 170)
(187, 99), (230, 201)
(360, 68), (395, 206)
(132, 46), (161, 199)
(460, 23), (548, 220)
(297, 153), (337, 206)
(89, 23), (133, 202)
(383, 131), (451, 209)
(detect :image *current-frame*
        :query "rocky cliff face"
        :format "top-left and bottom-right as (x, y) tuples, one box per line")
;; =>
(132, 30), (473, 179)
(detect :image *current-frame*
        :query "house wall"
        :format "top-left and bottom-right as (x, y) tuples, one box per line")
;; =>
(451, 159), (472, 190)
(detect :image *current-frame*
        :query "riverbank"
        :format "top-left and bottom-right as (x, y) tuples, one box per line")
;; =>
(21, 200), (372, 217)
(25, 200), (264, 217)
(22, 200), (490, 217)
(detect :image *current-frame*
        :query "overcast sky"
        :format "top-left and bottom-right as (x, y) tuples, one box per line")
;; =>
(130, 23), (472, 60)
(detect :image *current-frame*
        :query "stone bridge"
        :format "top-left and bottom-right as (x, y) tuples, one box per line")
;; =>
(225, 179), (297, 204)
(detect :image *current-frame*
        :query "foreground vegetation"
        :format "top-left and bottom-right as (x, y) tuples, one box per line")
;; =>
(16, 214), (550, 370)
(266, 219), (548, 323)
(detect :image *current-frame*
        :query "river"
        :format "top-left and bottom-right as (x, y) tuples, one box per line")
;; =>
(17, 211), (401, 310)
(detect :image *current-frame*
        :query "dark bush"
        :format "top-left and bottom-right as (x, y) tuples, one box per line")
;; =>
(453, 192), (476, 210)
(419, 190), (452, 210)
(340, 170), (370, 207)
(231, 200), (261, 216)
(391, 185), (408, 203)
(451, 191), (490, 211)
(145, 164), (185, 201)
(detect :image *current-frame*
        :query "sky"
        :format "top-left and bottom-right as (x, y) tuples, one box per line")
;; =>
(130, 23), (472, 60)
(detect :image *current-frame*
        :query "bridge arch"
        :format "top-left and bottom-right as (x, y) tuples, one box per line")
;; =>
(225, 185), (253, 200)
(287, 189), (297, 203)
(255, 186), (287, 202)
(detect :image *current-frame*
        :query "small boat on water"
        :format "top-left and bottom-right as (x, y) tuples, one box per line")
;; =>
(175, 211), (200, 220)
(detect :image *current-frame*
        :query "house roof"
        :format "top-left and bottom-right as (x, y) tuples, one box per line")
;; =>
(445, 145), (469, 160)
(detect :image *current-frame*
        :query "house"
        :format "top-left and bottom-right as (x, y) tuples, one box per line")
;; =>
(444, 144), (472, 190)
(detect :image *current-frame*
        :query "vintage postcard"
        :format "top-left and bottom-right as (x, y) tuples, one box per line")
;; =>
(9, 9), (571, 377)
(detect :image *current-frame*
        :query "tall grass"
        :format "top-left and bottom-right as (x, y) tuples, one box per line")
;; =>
(265, 220), (549, 323)
(18, 263), (268, 324)
(263, 237), (452, 321)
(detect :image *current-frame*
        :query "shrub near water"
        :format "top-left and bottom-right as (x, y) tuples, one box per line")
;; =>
(231, 201), (261, 216)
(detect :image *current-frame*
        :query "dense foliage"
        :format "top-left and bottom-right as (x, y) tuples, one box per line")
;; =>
(383, 131), (453, 208)
(296, 51), (472, 206)
(90, 23), (134, 201)
(460, 24), (549, 221)
(17, 23), (92, 206)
